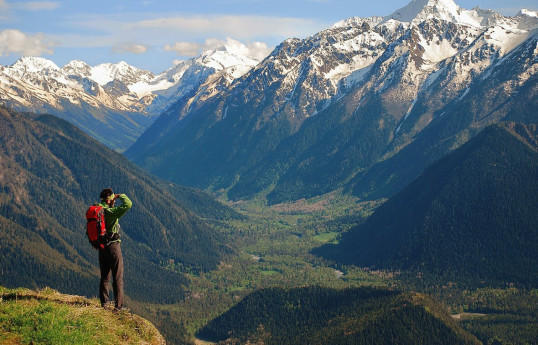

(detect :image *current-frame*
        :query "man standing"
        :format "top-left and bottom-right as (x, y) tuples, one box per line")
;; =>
(98, 188), (132, 311)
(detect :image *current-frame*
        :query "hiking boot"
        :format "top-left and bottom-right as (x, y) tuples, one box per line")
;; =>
(101, 302), (114, 310)
(113, 306), (129, 313)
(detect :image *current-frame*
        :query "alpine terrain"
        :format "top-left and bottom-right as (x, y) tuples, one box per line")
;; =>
(0, 42), (260, 151)
(126, 0), (538, 204)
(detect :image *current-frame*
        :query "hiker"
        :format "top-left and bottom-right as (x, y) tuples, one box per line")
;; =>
(98, 188), (132, 311)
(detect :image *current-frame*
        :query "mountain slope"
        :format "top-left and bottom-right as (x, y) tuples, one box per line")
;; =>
(0, 106), (233, 304)
(126, 0), (538, 204)
(348, 25), (538, 200)
(318, 123), (538, 286)
(197, 286), (480, 345)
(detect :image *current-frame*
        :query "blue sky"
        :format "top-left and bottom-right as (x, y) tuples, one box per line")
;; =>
(0, 0), (536, 73)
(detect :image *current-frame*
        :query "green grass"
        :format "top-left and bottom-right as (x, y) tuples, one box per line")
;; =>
(313, 231), (339, 243)
(0, 287), (164, 345)
(1, 299), (104, 344)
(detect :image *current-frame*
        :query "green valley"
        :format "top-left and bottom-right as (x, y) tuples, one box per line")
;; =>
(128, 186), (538, 345)
(125, 124), (538, 345)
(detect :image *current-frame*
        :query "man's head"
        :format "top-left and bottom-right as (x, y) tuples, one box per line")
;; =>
(100, 188), (114, 200)
(100, 188), (117, 206)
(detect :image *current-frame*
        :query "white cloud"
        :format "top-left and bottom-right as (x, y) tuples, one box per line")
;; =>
(112, 42), (148, 54)
(164, 37), (272, 60)
(164, 41), (201, 56)
(15, 1), (60, 11)
(136, 15), (321, 40)
(217, 38), (272, 61)
(68, 13), (325, 45)
(0, 0), (58, 19)
(0, 29), (55, 56)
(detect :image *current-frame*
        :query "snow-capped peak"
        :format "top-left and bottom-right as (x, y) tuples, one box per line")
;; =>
(332, 16), (384, 29)
(384, 0), (487, 27)
(515, 9), (538, 30)
(198, 49), (259, 72)
(126, 46), (261, 102)
(518, 9), (538, 18)
(11, 56), (59, 72)
(386, 0), (459, 22)
(63, 60), (90, 69)
(90, 61), (154, 86)
(62, 60), (92, 76)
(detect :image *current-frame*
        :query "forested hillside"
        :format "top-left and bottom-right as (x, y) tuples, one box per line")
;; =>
(0, 107), (234, 304)
(197, 286), (480, 345)
(319, 123), (538, 286)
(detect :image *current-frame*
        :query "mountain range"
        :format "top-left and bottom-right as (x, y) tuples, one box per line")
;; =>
(0, 106), (236, 304)
(1, 0), (535, 205)
(123, 0), (537, 204)
(0, 43), (260, 151)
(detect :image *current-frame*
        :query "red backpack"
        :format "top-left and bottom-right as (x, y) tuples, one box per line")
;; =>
(86, 205), (106, 249)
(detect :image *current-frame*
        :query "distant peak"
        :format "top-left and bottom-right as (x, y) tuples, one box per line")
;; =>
(114, 61), (136, 70)
(198, 38), (269, 63)
(332, 16), (384, 29)
(11, 56), (59, 71)
(383, 0), (507, 28)
(61, 60), (92, 76)
(385, 0), (461, 23)
(94, 61), (130, 69)
(64, 59), (88, 66)
(63, 60), (90, 69)
(197, 48), (259, 71)
(518, 9), (538, 18)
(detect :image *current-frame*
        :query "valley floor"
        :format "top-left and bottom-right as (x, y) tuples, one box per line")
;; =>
(129, 192), (538, 345)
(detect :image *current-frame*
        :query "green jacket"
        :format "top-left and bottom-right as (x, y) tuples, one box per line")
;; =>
(99, 194), (132, 243)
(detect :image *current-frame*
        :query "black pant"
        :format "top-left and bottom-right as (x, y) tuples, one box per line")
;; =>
(99, 242), (124, 309)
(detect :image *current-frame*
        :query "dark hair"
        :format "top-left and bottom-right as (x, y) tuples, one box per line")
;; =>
(100, 188), (114, 200)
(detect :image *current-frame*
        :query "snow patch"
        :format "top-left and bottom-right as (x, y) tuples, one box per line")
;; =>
(519, 9), (538, 18)
(419, 33), (458, 63)
(483, 26), (531, 55)
(422, 67), (444, 89)
(395, 97), (418, 134)
(457, 87), (470, 101)
(343, 65), (373, 88)
(286, 63), (307, 101)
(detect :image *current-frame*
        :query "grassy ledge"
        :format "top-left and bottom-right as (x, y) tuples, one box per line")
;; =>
(0, 286), (165, 345)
